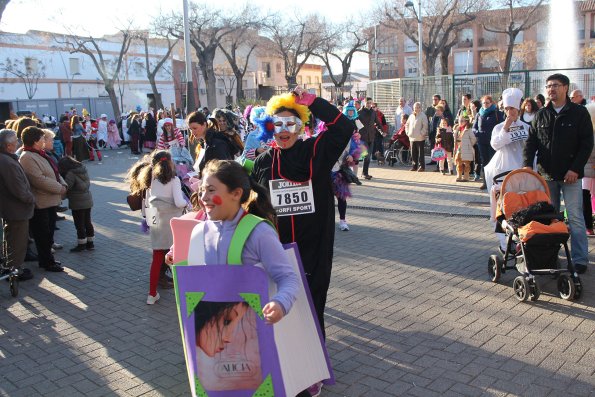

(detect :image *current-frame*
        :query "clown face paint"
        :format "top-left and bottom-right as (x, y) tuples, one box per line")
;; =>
(200, 174), (242, 221)
(272, 111), (301, 149)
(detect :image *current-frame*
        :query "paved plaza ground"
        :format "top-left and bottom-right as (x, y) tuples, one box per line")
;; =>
(1, 151), (594, 397)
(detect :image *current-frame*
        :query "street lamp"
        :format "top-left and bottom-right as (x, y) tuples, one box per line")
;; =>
(405, 0), (423, 78)
(68, 72), (81, 98)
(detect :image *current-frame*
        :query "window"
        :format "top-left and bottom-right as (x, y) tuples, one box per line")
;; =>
(262, 62), (271, 78)
(578, 14), (585, 39)
(242, 79), (248, 88)
(24, 57), (38, 73)
(454, 51), (473, 74)
(306, 76), (311, 84)
(514, 30), (524, 44)
(315, 76), (320, 84)
(404, 37), (417, 52)
(69, 58), (80, 74)
(481, 29), (498, 45)
(459, 28), (473, 47)
(276, 63), (282, 73)
(404, 56), (418, 77)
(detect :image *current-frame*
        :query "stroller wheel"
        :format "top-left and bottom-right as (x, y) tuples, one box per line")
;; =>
(488, 255), (502, 282)
(9, 275), (18, 297)
(529, 280), (540, 301)
(513, 276), (529, 302)
(557, 275), (576, 301)
(573, 277), (583, 300)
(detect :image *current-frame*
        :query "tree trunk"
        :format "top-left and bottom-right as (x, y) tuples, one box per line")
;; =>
(425, 54), (438, 76)
(236, 77), (244, 101)
(148, 76), (164, 110)
(286, 75), (297, 87)
(206, 64), (217, 110)
(502, 34), (516, 90)
(440, 50), (450, 75)
(105, 84), (121, 121)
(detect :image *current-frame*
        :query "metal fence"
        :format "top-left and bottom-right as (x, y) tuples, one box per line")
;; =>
(368, 67), (595, 126)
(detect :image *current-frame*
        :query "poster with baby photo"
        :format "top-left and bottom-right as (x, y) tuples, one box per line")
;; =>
(171, 250), (333, 397)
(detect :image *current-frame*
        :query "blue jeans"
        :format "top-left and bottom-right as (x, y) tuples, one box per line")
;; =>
(547, 180), (589, 265)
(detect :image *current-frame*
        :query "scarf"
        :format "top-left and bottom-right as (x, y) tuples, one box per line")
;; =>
(23, 146), (60, 182)
(479, 104), (496, 117)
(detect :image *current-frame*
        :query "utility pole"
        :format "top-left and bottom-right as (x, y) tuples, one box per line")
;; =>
(183, 0), (195, 114)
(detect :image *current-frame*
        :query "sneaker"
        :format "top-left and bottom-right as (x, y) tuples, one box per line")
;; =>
(339, 220), (349, 231)
(147, 292), (160, 305)
(307, 382), (323, 397)
(52, 243), (63, 250)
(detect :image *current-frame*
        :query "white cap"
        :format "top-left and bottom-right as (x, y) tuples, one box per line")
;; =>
(502, 88), (523, 110)
(100, 113), (107, 118)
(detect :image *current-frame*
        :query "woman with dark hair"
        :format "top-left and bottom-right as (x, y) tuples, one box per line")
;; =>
(143, 112), (158, 150)
(128, 114), (142, 155)
(70, 116), (90, 161)
(520, 98), (539, 124)
(534, 94), (546, 109)
(212, 108), (243, 156)
(195, 301), (250, 357)
(19, 126), (68, 272)
(187, 111), (236, 178)
(157, 118), (185, 150)
(438, 99), (454, 126)
(142, 150), (187, 304)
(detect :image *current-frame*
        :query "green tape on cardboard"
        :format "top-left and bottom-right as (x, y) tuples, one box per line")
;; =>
(252, 374), (274, 397)
(239, 292), (264, 320)
(186, 292), (205, 318)
(195, 375), (208, 397)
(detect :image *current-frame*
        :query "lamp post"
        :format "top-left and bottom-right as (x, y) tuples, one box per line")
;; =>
(68, 72), (81, 98)
(405, 0), (423, 78)
(183, 0), (195, 114)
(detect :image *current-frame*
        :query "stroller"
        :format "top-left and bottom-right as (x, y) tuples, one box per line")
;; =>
(489, 169), (582, 302)
(0, 255), (19, 297)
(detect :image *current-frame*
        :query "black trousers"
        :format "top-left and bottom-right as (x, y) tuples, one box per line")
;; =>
(411, 141), (425, 169)
(72, 208), (94, 240)
(583, 189), (593, 230)
(30, 208), (56, 268)
(362, 140), (373, 176)
(48, 206), (57, 245)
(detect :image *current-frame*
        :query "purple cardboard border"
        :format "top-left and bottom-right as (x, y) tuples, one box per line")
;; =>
(283, 243), (335, 385)
(175, 265), (284, 396)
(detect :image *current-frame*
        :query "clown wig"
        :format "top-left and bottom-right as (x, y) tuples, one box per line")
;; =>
(265, 93), (310, 131)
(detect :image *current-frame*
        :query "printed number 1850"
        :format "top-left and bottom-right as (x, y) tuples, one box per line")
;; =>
(276, 191), (309, 205)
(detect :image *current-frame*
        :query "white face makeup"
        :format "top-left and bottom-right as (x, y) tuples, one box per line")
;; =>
(272, 116), (302, 133)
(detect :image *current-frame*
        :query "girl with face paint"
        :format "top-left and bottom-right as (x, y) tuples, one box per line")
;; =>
(196, 160), (299, 324)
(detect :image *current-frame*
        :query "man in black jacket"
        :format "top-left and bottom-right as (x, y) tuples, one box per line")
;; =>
(523, 73), (594, 274)
(358, 97), (377, 179)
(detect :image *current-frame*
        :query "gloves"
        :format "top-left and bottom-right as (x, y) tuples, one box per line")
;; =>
(293, 86), (316, 106)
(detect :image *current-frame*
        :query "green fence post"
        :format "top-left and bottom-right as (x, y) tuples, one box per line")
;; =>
(451, 74), (456, 110)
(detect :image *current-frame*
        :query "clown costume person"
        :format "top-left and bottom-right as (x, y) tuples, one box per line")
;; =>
(252, 88), (352, 331)
(484, 87), (530, 252)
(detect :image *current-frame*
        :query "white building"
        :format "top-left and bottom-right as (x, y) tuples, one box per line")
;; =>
(0, 30), (178, 120)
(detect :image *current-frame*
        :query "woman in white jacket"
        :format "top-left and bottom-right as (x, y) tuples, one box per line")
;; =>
(484, 88), (530, 251)
(405, 102), (428, 172)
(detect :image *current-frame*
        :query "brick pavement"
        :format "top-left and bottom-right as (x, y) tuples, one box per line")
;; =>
(0, 152), (594, 397)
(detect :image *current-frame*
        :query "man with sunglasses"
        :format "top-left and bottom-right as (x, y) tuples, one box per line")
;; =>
(523, 73), (594, 274)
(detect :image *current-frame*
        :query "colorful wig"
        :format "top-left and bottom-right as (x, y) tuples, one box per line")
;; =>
(265, 93), (310, 131)
(254, 114), (275, 142)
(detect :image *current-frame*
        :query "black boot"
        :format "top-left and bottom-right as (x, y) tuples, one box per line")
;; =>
(86, 241), (95, 250)
(70, 244), (86, 252)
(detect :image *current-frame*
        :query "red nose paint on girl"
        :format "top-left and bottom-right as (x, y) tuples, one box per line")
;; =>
(212, 195), (223, 206)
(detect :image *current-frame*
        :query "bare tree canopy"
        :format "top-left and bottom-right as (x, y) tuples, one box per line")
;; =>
(55, 26), (134, 120)
(156, 2), (251, 110)
(380, 0), (481, 75)
(136, 29), (179, 110)
(481, 0), (546, 79)
(264, 12), (328, 86)
(0, 57), (46, 99)
(314, 21), (369, 87)
(0, 0), (9, 25)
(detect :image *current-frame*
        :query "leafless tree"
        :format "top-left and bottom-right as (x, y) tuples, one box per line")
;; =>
(214, 65), (236, 105)
(0, 0), (10, 25)
(0, 57), (46, 99)
(156, 3), (247, 109)
(264, 12), (328, 87)
(481, 0), (546, 84)
(218, 27), (260, 101)
(380, 0), (480, 75)
(55, 27), (134, 120)
(313, 21), (369, 101)
(135, 30), (179, 110)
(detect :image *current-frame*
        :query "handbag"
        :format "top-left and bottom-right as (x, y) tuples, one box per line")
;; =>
(126, 190), (145, 211)
(339, 164), (362, 185)
(431, 145), (447, 161)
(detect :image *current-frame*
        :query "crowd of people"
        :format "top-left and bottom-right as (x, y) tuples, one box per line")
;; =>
(2, 74), (594, 396)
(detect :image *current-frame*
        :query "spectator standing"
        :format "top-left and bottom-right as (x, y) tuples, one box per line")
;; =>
(405, 102), (429, 172)
(394, 97), (413, 132)
(358, 97), (377, 180)
(457, 93), (473, 119)
(571, 89), (587, 106)
(520, 98), (538, 125)
(523, 73), (594, 274)
(0, 129), (35, 281)
(472, 95), (504, 189)
(425, 94), (440, 121)
(454, 113), (476, 182)
(438, 99), (455, 126)
(534, 94), (546, 109)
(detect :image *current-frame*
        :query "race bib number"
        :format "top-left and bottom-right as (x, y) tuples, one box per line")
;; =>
(268, 179), (315, 217)
(145, 206), (159, 226)
(508, 125), (528, 143)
